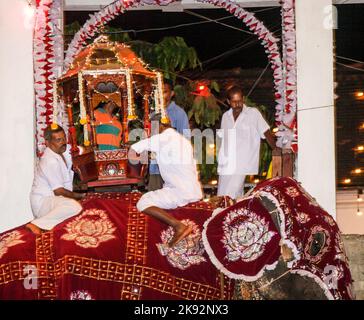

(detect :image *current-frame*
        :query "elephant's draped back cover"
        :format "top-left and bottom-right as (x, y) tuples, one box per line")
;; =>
(0, 192), (234, 300)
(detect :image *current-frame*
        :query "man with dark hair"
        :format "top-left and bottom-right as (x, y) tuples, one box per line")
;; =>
(27, 125), (84, 235)
(148, 79), (190, 191)
(217, 86), (280, 199)
(131, 114), (202, 247)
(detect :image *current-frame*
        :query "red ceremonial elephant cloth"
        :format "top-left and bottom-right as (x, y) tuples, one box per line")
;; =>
(203, 177), (355, 300)
(0, 192), (234, 300)
(203, 197), (282, 281)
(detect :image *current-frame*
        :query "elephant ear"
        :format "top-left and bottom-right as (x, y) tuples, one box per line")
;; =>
(202, 197), (281, 281)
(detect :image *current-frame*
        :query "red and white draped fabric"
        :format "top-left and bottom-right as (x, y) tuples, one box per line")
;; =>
(279, 0), (298, 152)
(0, 193), (234, 300)
(203, 197), (282, 281)
(203, 177), (355, 300)
(33, 0), (64, 156)
(251, 178), (354, 299)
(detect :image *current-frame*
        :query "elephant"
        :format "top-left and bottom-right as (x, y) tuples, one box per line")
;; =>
(0, 178), (354, 300)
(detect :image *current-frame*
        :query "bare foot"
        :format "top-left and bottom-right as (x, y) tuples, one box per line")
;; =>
(26, 223), (42, 236)
(169, 224), (193, 248)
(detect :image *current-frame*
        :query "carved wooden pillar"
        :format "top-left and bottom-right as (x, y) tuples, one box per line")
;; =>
(86, 89), (96, 149)
(272, 149), (295, 178)
(66, 98), (78, 154)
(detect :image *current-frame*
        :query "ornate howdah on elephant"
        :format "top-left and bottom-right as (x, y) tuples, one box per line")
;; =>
(0, 178), (355, 300)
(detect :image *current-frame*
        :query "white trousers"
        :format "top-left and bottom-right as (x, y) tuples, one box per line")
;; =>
(137, 187), (201, 212)
(31, 196), (82, 230)
(217, 175), (246, 200)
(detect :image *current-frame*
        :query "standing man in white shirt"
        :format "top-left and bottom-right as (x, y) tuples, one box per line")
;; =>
(131, 114), (203, 247)
(27, 125), (84, 235)
(217, 86), (280, 199)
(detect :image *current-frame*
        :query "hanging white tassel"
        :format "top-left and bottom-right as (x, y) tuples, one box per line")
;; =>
(78, 72), (90, 146)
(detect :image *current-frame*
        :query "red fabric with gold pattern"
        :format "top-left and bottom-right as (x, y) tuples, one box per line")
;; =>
(0, 192), (234, 300)
(250, 177), (355, 300)
(0, 229), (38, 299)
(203, 197), (281, 281)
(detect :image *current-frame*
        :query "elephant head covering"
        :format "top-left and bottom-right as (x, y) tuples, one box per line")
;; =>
(203, 177), (355, 300)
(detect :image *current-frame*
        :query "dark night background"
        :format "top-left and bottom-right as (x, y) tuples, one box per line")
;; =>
(65, 4), (364, 187)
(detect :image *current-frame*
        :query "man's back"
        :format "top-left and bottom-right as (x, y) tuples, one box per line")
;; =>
(133, 128), (202, 198)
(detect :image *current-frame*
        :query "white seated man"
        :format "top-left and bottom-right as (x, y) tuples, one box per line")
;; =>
(27, 125), (84, 235)
(131, 114), (203, 247)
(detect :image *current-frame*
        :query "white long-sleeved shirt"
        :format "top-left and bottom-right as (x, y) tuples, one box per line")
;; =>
(30, 145), (74, 213)
(217, 106), (270, 175)
(132, 128), (202, 199)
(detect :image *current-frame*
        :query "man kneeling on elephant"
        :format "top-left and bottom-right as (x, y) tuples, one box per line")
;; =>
(131, 114), (203, 247)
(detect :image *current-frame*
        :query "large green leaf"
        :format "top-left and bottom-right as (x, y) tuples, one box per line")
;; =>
(210, 80), (220, 93)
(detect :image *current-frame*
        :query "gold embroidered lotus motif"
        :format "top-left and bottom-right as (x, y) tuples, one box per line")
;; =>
(61, 209), (116, 248)
(222, 208), (277, 262)
(70, 290), (93, 300)
(157, 219), (206, 270)
(0, 231), (25, 259)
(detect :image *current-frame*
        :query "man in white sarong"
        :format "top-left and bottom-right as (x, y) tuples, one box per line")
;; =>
(131, 114), (203, 247)
(28, 125), (85, 235)
(217, 86), (281, 199)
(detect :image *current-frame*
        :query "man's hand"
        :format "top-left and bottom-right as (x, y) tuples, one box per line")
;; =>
(128, 149), (141, 162)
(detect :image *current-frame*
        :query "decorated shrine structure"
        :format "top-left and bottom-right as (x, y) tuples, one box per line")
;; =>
(54, 35), (168, 189)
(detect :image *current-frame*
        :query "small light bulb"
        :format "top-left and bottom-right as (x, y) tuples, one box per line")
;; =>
(356, 92), (364, 98)
(210, 180), (218, 185)
(344, 178), (351, 184)
(357, 209), (363, 217)
(272, 128), (279, 133)
(254, 179), (260, 184)
(355, 168), (362, 174)
(357, 146), (364, 151)
(209, 144), (215, 149)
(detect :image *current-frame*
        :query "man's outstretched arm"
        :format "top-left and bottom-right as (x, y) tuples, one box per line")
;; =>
(53, 187), (85, 200)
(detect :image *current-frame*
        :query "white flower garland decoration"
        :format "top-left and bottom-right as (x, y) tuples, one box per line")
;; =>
(125, 68), (137, 120)
(78, 72), (90, 146)
(62, 0), (286, 144)
(52, 81), (58, 127)
(280, 0), (297, 151)
(156, 72), (168, 123)
(33, 0), (63, 155)
(64, 1), (127, 70)
(34, 0), (297, 152)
